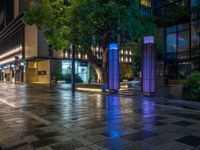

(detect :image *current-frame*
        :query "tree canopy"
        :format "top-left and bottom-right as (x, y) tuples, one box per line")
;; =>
(23, 0), (155, 82)
(23, 0), (155, 51)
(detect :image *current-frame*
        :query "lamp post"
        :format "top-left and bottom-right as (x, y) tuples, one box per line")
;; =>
(48, 44), (53, 87)
(14, 56), (19, 84)
(71, 44), (76, 93)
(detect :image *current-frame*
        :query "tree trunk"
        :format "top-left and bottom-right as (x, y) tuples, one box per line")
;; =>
(87, 50), (107, 84)
(101, 40), (108, 83)
(87, 31), (109, 84)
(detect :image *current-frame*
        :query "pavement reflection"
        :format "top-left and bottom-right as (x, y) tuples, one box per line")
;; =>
(0, 83), (199, 150)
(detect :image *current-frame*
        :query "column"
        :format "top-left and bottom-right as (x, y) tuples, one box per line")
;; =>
(108, 43), (119, 92)
(142, 36), (156, 96)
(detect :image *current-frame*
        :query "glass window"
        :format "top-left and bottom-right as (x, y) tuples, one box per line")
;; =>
(62, 60), (71, 75)
(191, 21), (200, 48)
(166, 33), (177, 53)
(178, 23), (189, 31)
(178, 30), (189, 52)
(166, 26), (176, 34)
(191, 0), (197, 6)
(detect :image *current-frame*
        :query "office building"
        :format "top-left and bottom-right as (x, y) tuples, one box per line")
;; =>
(154, 0), (200, 85)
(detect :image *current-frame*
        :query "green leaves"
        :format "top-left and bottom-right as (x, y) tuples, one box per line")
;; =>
(23, 0), (155, 52)
(182, 72), (200, 101)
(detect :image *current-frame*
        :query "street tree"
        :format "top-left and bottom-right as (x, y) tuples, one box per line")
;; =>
(23, 0), (155, 83)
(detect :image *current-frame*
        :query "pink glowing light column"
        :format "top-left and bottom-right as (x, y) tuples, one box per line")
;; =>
(142, 36), (156, 95)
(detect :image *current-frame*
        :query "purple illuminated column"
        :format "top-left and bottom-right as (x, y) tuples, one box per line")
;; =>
(142, 36), (156, 95)
(108, 43), (119, 92)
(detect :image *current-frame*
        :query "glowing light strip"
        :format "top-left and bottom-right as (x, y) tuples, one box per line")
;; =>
(0, 46), (22, 59)
(77, 88), (102, 92)
(0, 55), (22, 65)
(144, 36), (154, 44)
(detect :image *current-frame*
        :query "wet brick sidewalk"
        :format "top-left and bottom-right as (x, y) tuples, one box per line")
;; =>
(0, 83), (199, 150)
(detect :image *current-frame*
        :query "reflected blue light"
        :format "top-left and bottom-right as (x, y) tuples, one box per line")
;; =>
(140, 98), (156, 129)
(110, 130), (121, 138)
(106, 95), (122, 138)
(141, 99), (156, 115)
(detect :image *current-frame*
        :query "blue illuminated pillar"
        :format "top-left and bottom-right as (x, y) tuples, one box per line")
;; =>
(142, 36), (156, 96)
(108, 43), (119, 92)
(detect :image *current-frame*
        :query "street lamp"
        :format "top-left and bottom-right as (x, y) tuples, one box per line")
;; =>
(71, 44), (76, 93)
(48, 44), (53, 87)
(14, 55), (19, 84)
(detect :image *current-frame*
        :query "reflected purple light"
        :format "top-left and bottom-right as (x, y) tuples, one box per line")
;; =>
(144, 36), (154, 44)
(106, 96), (122, 138)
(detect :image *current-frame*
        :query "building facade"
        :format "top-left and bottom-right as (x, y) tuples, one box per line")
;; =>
(0, 0), (133, 84)
(153, 0), (200, 85)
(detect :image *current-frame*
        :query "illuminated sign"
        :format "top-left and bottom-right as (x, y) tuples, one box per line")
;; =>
(108, 43), (119, 91)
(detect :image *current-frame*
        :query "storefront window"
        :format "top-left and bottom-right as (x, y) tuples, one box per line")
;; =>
(62, 60), (88, 83)
(166, 23), (190, 54)
(177, 30), (189, 52)
(62, 60), (71, 75)
(166, 33), (177, 53)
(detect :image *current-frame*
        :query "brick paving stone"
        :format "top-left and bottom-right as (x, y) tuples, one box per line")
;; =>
(35, 146), (53, 150)
(96, 137), (131, 150)
(87, 144), (107, 150)
(50, 139), (83, 150)
(154, 141), (193, 150)
(0, 129), (17, 142)
(23, 135), (39, 143)
(176, 135), (200, 147)
(75, 147), (90, 150)
(0, 84), (199, 150)
(74, 136), (93, 146)
(121, 141), (154, 150)
(67, 126), (86, 133)
(13, 144), (34, 150)
(86, 135), (108, 143)
(0, 136), (25, 149)
(55, 135), (71, 142)
(31, 138), (58, 148)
